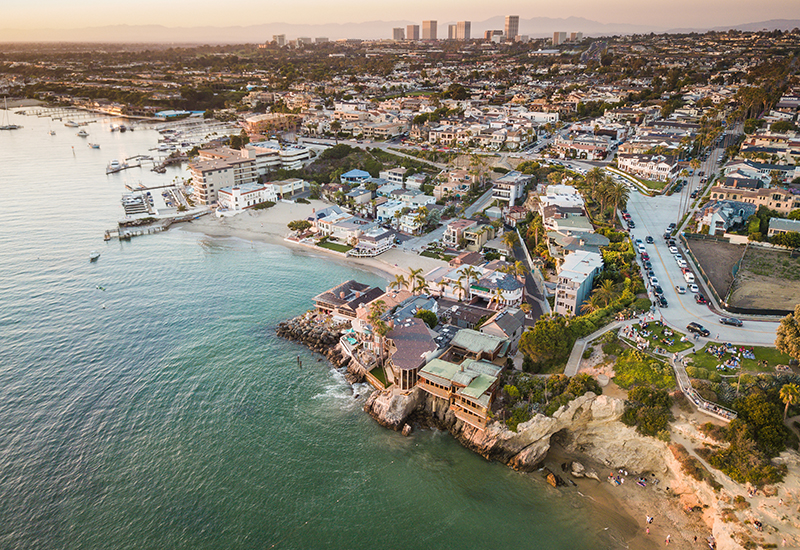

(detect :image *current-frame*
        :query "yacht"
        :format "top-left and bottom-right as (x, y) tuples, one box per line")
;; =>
(0, 97), (22, 130)
(64, 120), (80, 128)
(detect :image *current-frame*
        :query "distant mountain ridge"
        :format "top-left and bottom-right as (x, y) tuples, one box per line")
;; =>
(1, 17), (799, 43)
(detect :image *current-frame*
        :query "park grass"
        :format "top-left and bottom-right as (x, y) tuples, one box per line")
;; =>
(318, 240), (353, 253)
(621, 323), (694, 353)
(686, 344), (792, 374)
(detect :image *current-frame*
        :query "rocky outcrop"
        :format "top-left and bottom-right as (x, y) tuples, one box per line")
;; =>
(363, 387), (425, 430)
(364, 388), (669, 475)
(276, 314), (349, 368)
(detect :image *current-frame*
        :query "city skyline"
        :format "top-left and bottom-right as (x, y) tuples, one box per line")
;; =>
(4, 0), (800, 33)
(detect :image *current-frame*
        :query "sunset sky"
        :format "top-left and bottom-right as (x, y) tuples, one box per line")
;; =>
(4, 0), (800, 30)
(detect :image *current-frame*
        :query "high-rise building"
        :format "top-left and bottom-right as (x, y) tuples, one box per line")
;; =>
(456, 21), (471, 41)
(552, 31), (567, 46)
(570, 32), (584, 42)
(273, 34), (286, 47)
(505, 15), (519, 41)
(406, 24), (420, 40)
(422, 20), (437, 40)
(393, 27), (405, 41)
(448, 24), (457, 40)
(484, 30), (502, 40)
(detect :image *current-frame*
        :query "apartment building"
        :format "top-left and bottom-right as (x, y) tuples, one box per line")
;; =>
(406, 25), (420, 40)
(505, 16), (519, 41)
(217, 182), (277, 212)
(709, 185), (800, 216)
(189, 147), (258, 206)
(392, 28), (405, 41)
(443, 218), (478, 248)
(422, 21), (438, 40)
(617, 153), (679, 182)
(554, 250), (603, 316)
(492, 171), (531, 206)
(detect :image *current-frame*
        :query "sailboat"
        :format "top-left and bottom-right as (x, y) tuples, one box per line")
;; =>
(1, 97), (23, 130)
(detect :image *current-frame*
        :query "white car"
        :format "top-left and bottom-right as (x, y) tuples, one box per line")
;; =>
(676, 285), (686, 294)
(649, 276), (659, 286)
(689, 284), (699, 293)
(674, 254), (684, 262)
(677, 259), (688, 268)
(669, 246), (679, 254)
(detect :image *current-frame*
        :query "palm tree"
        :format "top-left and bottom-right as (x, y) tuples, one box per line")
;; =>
(490, 286), (505, 309)
(591, 279), (619, 309)
(389, 274), (407, 291)
(527, 216), (545, 248)
(460, 265), (480, 286)
(407, 267), (423, 292)
(453, 279), (467, 302)
(413, 276), (430, 295)
(368, 300), (389, 367)
(501, 231), (519, 253)
(519, 302), (531, 315)
(584, 167), (603, 198)
(607, 181), (630, 217)
(580, 295), (602, 314)
(780, 383), (800, 421)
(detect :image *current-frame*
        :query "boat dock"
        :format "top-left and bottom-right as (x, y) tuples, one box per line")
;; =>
(103, 211), (210, 241)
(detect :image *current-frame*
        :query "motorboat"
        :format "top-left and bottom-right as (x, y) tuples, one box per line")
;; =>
(89, 251), (101, 262)
(64, 120), (80, 127)
(77, 129), (89, 137)
(49, 130), (56, 136)
(89, 143), (100, 149)
(106, 160), (129, 174)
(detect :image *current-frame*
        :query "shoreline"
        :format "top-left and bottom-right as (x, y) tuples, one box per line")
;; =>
(172, 200), (450, 282)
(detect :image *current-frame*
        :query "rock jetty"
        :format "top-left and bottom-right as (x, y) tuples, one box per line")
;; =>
(276, 314), (349, 369)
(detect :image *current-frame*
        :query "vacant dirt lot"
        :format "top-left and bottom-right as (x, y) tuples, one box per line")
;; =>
(684, 238), (744, 300)
(729, 246), (800, 311)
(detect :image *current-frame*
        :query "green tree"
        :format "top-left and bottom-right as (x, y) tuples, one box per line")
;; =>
(287, 219), (312, 232)
(779, 383), (800, 421)
(501, 231), (519, 252)
(518, 314), (574, 368)
(414, 309), (438, 329)
(776, 304), (800, 362)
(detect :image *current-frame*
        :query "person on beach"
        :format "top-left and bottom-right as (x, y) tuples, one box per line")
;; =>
(665, 534), (670, 545)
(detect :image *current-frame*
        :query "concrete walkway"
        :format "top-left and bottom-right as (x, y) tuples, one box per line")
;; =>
(564, 319), (638, 376)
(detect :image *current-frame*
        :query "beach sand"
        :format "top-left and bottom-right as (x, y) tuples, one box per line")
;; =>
(175, 200), (449, 282)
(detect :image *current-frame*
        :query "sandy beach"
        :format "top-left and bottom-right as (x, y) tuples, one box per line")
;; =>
(174, 200), (449, 282)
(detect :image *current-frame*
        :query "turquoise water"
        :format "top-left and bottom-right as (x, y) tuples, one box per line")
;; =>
(0, 109), (626, 549)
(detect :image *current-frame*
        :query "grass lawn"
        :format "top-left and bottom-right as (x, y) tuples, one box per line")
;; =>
(369, 366), (389, 387)
(641, 179), (669, 190)
(622, 323), (694, 353)
(420, 250), (442, 259)
(685, 344), (792, 374)
(318, 240), (353, 253)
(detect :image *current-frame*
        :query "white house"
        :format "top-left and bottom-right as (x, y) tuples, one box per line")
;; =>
(218, 182), (277, 212)
(554, 250), (604, 316)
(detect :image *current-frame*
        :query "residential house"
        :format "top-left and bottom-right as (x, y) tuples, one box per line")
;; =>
(379, 167), (408, 185)
(385, 317), (438, 392)
(463, 224), (496, 252)
(217, 182), (277, 212)
(695, 200), (758, 235)
(443, 218), (478, 248)
(617, 153), (679, 182)
(480, 308), (526, 353)
(469, 270), (524, 308)
(554, 250), (604, 316)
(492, 171), (531, 206)
(341, 169), (371, 185)
(768, 217), (800, 237)
(313, 280), (385, 321)
(708, 186), (800, 216)
(417, 357), (504, 430)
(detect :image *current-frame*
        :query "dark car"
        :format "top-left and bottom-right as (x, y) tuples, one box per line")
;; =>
(695, 294), (708, 305)
(627, 220), (636, 228)
(667, 223), (676, 231)
(664, 232), (671, 240)
(645, 236), (654, 244)
(654, 285), (663, 296)
(643, 260), (652, 269)
(687, 322), (710, 337)
(690, 191), (698, 199)
(658, 296), (668, 308)
(720, 317), (743, 327)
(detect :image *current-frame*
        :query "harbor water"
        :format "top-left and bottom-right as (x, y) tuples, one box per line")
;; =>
(0, 109), (629, 549)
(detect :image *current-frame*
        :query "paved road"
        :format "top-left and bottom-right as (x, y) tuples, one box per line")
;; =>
(463, 187), (495, 218)
(626, 189), (779, 346)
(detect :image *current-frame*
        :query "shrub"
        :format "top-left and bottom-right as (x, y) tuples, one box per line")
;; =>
(582, 348), (594, 359)
(252, 201), (276, 210)
(708, 372), (722, 383)
(614, 350), (675, 389)
(602, 341), (623, 356)
(669, 444), (723, 491)
(622, 386), (673, 437)
(633, 297), (652, 311)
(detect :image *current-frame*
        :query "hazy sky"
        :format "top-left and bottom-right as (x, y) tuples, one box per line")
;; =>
(4, 0), (800, 29)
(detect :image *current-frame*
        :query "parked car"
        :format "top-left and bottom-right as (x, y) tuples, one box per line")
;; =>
(667, 223), (676, 231)
(669, 246), (679, 255)
(649, 276), (659, 286)
(628, 220), (636, 229)
(686, 322), (710, 337)
(719, 317), (743, 327)
(674, 253), (683, 262)
(658, 296), (668, 308)
(688, 283), (699, 293)
(690, 191), (698, 199)
(643, 260), (652, 269)
(695, 293), (708, 304)
(677, 259), (688, 268)
(642, 252), (650, 261)
(675, 285), (686, 294)
(654, 285), (664, 296)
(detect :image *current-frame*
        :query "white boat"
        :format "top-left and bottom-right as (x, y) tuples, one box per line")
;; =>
(77, 129), (89, 137)
(0, 97), (22, 130)
(49, 130), (56, 136)
(89, 143), (100, 149)
(89, 251), (101, 262)
(106, 160), (129, 174)
(64, 120), (80, 128)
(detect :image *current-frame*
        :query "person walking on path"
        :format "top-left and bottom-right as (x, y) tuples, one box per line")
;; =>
(665, 534), (671, 545)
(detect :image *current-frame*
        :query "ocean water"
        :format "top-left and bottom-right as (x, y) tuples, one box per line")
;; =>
(0, 109), (627, 549)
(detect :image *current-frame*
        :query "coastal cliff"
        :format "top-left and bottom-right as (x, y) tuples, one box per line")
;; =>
(365, 389), (668, 474)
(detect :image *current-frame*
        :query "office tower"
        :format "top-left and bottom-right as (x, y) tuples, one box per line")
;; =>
(297, 37), (312, 46)
(457, 21), (471, 41)
(273, 34), (286, 47)
(407, 24), (420, 40)
(570, 32), (583, 42)
(315, 37), (329, 43)
(422, 20), (437, 40)
(505, 15), (519, 41)
(393, 27), (405, 41)
(448, 24), (457, 40)
(553, 31), (567, 45)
